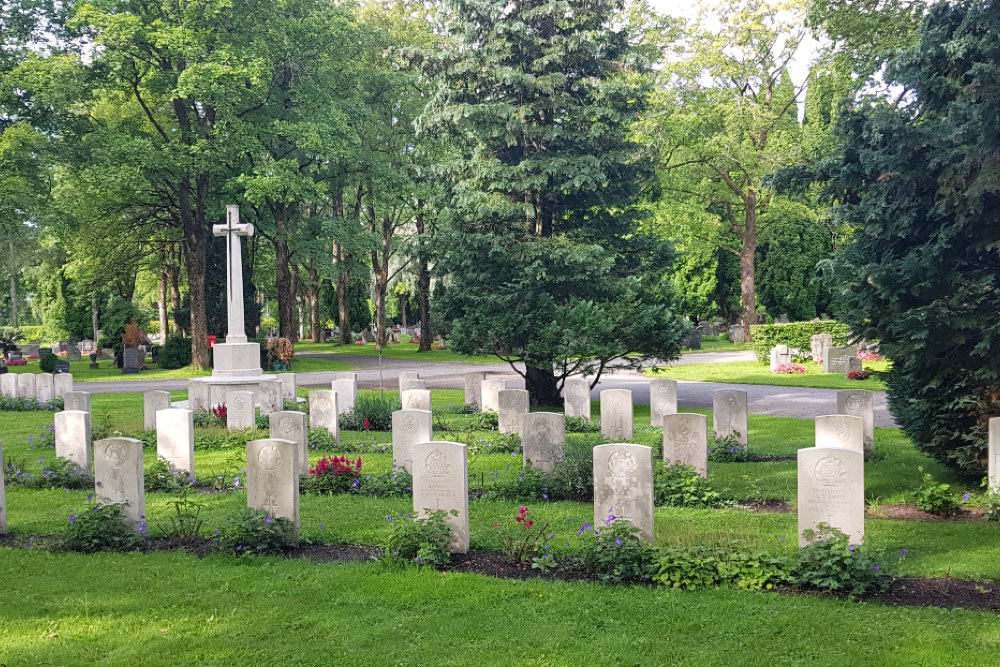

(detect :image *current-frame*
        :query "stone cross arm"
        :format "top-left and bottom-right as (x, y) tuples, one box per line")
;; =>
(212, 221), (254, 237)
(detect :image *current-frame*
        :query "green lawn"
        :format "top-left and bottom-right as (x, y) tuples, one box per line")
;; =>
(694, 333), (754, 353)
(295, 339), (500, 364)
(647, 359), (890, 391)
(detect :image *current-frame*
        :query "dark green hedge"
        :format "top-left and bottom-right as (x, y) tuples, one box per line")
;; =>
(750, 321), (851, 363)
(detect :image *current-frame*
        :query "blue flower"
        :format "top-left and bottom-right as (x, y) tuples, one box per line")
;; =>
(873, 563), (879, 571)
(213, 529), (221, 537)
(264, 515), (273, 524)
(614, 537), (622, 546)
(848, 544), (855, 552)
(385, 515), (393, 522)
(576, 522), (593, 536)
(962, 492), (970, 503)
(68, 514), (76, 523)
(899, 548), (909, 555)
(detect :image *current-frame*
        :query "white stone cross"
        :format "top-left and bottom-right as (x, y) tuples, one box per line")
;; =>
(212, 205), (254, 344)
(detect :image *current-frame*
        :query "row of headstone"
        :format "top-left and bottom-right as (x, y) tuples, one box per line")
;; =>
(0, 372), (72, 401)
(186, 374), (295, 415)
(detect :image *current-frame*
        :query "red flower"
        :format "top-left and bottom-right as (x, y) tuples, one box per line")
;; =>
(362, 416), (370, 431)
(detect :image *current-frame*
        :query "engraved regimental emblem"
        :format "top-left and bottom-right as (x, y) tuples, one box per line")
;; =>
(832, 417), (849, 442)
(815, 456), (847, 488)
(403, 415), (418, 433)
(846, 394), (863, 413)
(608, 450), (637, 478)
(425, 448), (450, 478)
(233, 395), (247, 410)
(674, 421), (694, 449)
(278, 415), (298, 434)
(314, 397), (331, 412)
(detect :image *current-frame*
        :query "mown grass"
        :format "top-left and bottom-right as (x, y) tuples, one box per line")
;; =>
(3, 550), (999, 667)
(295, 339), (500, 364)
(692, 333), (754, 353)
(647, 359), (890, 391)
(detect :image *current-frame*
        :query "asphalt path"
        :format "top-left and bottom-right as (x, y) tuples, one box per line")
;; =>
(73, 350), (896, 426)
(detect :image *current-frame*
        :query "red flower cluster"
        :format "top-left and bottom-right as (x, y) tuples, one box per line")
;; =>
(362, 416), (370, 431)
(857, 351), (882, 361)
(514, 505), (535, 529)
(309, 455), (362, 477)
(847, 370), (871, 381)
(211, 404), (228, 419)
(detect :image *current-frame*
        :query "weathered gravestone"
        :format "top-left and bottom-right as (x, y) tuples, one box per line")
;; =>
(34, 373), (54, 403)
(330, 374), (357, 415)
(144, 390), (172, 431)
(662, 413), (708, 477)
(769, 345), (792, 372)
(563, 378), (591, 421)
(836, 389), (874, 451)
(398, 372), (422, 393)
(480, 379), (506, 413)
(63, 390), (91, 413)
(497, 389), (529, 435)
(16, 373), (35, 401)
(729, 326), (746, 343)
(797, 446), (864, 546)
(600, 389), (633, 441)
(990, 417), (1000, 493)
(411, 441), (469, 553)
(156, 408), (195, 474)
(815, 415), (864, 452)
(401, 388), (433, 412)
(247, 438), (299, 530)
(122, 347), (142, 374)
(0, 373), (15, 398)
(54, 360), (70, 374)
(682, 328), (702, 350)
(188, 380), (209, 413)
(227, 390), (256, 430)
(649, 379), (678, 427)
(53, 372), (72, 398)
(270, 411), (309, 474)
(0, 441), (6, 532)
(21, 343), (39, 357)
(712, 389), (748, 445)
(521, 412), (564, 473)
(844, 357), (863, 377)
(391, 409), (433, 473)
(593, 443), (654, 542)
(55, 410), (91, 468)
(66, 343), (82, 362)
(279, 373), (296, 401)
(822, 344), (857, 373)
(94, 437), (145, 528)
(258, 378), (283, 416)
(308, 390), (339, 438)
(464, 371), (486, 409)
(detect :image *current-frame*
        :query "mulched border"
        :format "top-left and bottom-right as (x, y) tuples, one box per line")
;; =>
(2, 533), (998, 612)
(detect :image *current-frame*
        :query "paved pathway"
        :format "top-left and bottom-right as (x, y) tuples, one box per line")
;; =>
(73, 349), (895, 426)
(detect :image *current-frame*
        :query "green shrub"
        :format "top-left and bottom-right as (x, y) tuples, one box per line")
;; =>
(9, 456), (92, 489)
(63, 503), (145, 553)
(790, 526), (893, 596)
(547, 444), (594, 501)
(353, 470), (412, 497)
(384, 509), (455, 567)
(339, 393), (400, 431)
(653, 464), (728, 508)
(145, 458), (196, 493)
(580, 518), (657, 584)
(158, 336), (192, 369)
(749, 321), (851, 363)
(0, 396), (63, 412)
(196, 429), (260, 450)
(708, 434), (751, 462)
(192, 412), (224, 428)
(39, 350), (57, 372)
(460, 431), (521, 455)
(913, 467), (959, 515)
(476, 411), (499, 430)
(155, 492), (205, 540)
(478, 466), (545, 501)
(654, 543), (789, 591)
(983, 492), (1000, 522)
(15, 324), (45, 342)
(564, 416), (599, 433)
(307, 427), (338, 450)
(213, 508), (297, 556)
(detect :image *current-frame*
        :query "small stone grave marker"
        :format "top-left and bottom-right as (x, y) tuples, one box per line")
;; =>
(401, 388), (433, 412)
(797, 446), (864, 546)
(308, 390), (339, 438)
(836, 389), (874, 451)
(593, 443), (654, 542)
(391, 409), (433, 473)
(411, 441), (469, 553)
(662, 413), (708, 477)
(600, 389), (633, 441)
(94, 437), (145, 528)
(497, 389), (529, 435)
(521, 412), (564, 473)
(815, 415), (864, 453)
(156, 408), (195, 474)
(649, 379), (677, 427)
(247, 438), (300, 530)
(480, 379), (506, 413)
(269, 411), (309, 474)
(712, 389), (748, 445)
(227, 390), (256, 430)
(55, 410), (91, 468)
(563, 378), (591, 421)
(464, 372), (486, 409)
(144, 390), (172, 431)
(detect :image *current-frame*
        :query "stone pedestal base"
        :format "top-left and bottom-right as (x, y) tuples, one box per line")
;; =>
(212, 342), (262, 378)
(187, 375), (277, 412)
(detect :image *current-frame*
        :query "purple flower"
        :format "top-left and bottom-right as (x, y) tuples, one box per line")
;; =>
(962, 492), (970, 503)
(27, 434), (34, 442)
(614, 537), (623, 546)
(213, 529), (221, 537)
(351, 479), (359, 488)
(86, 493), (93, 502)
(900, 548), (909, 555)
(264, 515), (273, 524)
(779, 535), (786, 540)
(68, 514), (77, 523)
(848, 544), (855, 552)
(319, 524), (326, 531)
(138, 522), (147, 533)
(233, 477), (240, 489)
(604, 510), (616, 526)
(385, 515), (393, 522)
(577, 522), (593, 536)
(873, 563), (879, 571)
(236, 545), (243, 551)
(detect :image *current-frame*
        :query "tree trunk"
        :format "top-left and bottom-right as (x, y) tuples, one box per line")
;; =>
(414, 207), (432, 352)
(91, 292), (99, 344)
(8, 239), (17, 328)
(400, 292), (407, 329)
(306, 265), (321, 343)
(183, 199), (209, 369)
(337, 266), (351, 344)
(372, 251), (387, 349)
(158, 260), (169, 340)
(740, 194), (758, 342)
(168, 244), (182, 335)
(274, 208), (297, 341)
(525, 365), (561, 406)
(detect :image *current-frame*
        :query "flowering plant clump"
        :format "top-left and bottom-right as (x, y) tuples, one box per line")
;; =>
(211, 404), (228, 422)
(213, 508), (297, 556)
(7, 455), (93, 489)
(791, 525), (896, 597)
(496, 505), (555, 566)
(306, 455), (362, 495)
(579, 513), (657, 584)
(384, 509), (455, 567)
(62, 502), (145, 553)
(0, 396), (64, 412)
(857, 351), (883, 361)
(847, 370), (871, 381)
(708, 434), (751, 463)
(773, 362), (806, 374)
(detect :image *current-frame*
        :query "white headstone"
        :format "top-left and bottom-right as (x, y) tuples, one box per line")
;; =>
(401, 388), (433, 412)
(330, 375), (356, 415)
(227, 390), (256, 430)
(521, 412), (564, 473)
(769, 344), (792, 372)
(713, 389), (748, 445)
(600, 389), (633, 441)
(563, 378), (591, 421)
(308, 390), (339, 438)
(0, 441), (6, 532)
(391, 409), (433, 473)
(989, 417), (1000, 493)
(278, 373), (296, 400)
(836, 389), (874, 451)
(63, 390), (91, 413)
(497, 389), (529, 435)
(815, 414), (864, 452)
(411, 441), (469, 553)
(34, 373), (54, 404)
(464, 371), (486, 409)
(187, 380), (209, 413)
(144, 390), (172, 431)
(258, 378), (283, 416)
(480, 379), (506, 413)
(53, 372), (72, 399)
(649, 379), (678, 427)
(156, 408), (195, 474)
(399, 372), (422, 393)
(269, 411), (309, 474)
(16, 373), (35, 401)
(662, 413), (708, 477)
(94, 437), (145, 528)
(55, 410), (91, 468)
(0, 373), (16, 398)
(593, 443), (654, 542)
(797, 446), (864, 546)
(247, 438), (299, 530)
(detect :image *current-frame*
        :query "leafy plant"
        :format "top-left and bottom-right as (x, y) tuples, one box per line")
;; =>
(708, 434), (751, 462)
(476, 411), (499, 430)
(478, 466), (545, 501)
(306, 454), (362, 495)
(497, 505), (554, 564)
(213, 508), (297, 556)
(547, 444), (594, 501)
(307, 427), (338, 450)
(353, 470), (412, 497)
(791, 525), (893, 596)
(384, 509), (455, 567)
(158, 336), (192, 369)
(913, 467), (959, 515)
(9, 456), (93, 489)
(145, 458), (195, 493)
(193, 411), (225, 428)
(155, 492), (205, 540)
(339, 394), (400, 431)
(63, 503), (145, 553)
(564, 416), (599, 433)
(39, 350), (57, 373)
(653, 464), (729, 508)
(0, 396), (64, 412)
(580, 517), (657, 585)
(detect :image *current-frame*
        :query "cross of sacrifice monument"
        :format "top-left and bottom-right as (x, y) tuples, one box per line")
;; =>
(212, 205), (254, 344)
